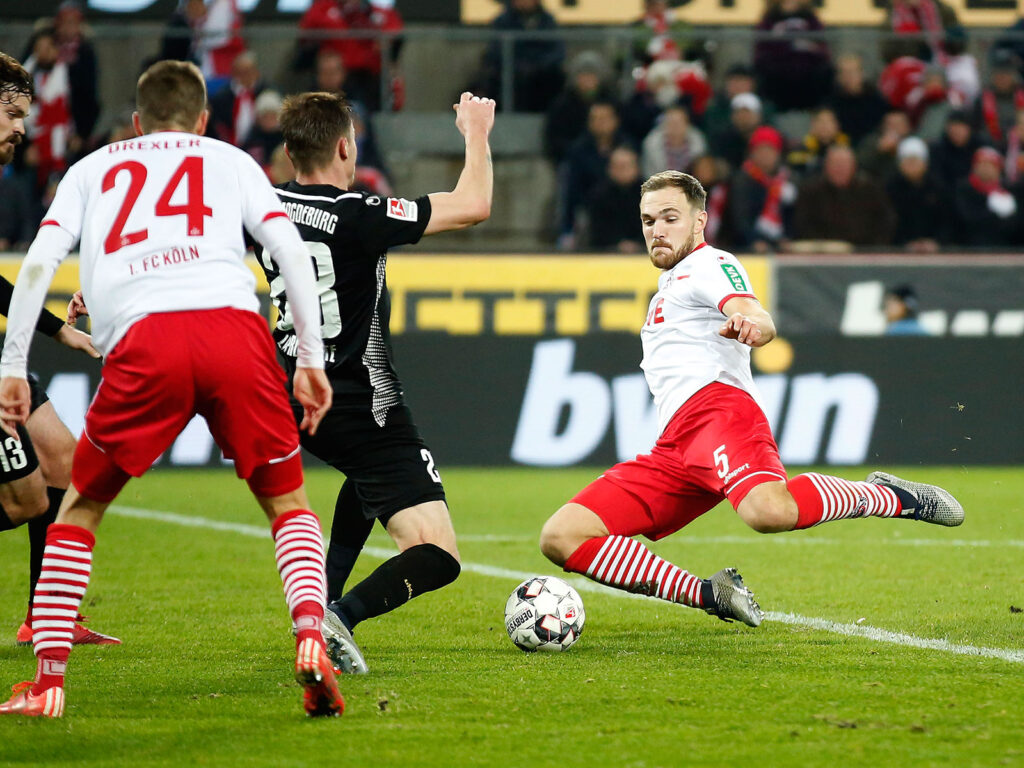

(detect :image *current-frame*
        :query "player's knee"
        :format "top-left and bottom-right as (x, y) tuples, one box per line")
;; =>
(418, 542), (461, 587)
(2, 492), (49, 525)
(741, 493), (798, 533)
(539, 514), (574, 567)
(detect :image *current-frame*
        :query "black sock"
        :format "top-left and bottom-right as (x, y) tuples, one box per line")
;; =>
(700, 579), (715, 610)
(326, 480), (374, 603)
(888, 484), (918, 512)
(27, 488), (63, 615)
(330, 543), (461, 632)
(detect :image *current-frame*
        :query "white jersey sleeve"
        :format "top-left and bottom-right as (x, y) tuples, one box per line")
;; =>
(689, 249), (758, 314)
(40, 159), (87, 242)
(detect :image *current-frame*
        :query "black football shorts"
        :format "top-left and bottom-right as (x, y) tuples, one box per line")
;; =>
(0, 374), (47, 483)
(295, 402), (446, 523)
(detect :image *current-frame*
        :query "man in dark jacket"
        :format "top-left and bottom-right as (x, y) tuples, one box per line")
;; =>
(952, 146), (1020, 247)
(482, 0), (565, 113)
(587, 146), (645, 252)
(930, 109), (981, 188)
(885, 136), (952, 251)
(794, 144), (896, 245)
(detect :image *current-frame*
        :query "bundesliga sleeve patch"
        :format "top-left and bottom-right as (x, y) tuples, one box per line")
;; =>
(386, 197), (419, 222)
(719, 262), (750, 293)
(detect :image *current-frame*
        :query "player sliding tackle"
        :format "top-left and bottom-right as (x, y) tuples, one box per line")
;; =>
(539, 171), (964, 626)
(0, 61), (342, 718)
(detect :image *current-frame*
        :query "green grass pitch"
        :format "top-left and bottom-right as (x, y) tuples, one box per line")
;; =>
(0, 466), (1022, 767)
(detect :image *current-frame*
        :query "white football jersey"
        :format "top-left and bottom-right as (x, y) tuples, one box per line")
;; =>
(39, 132), (289, 355)
(640, 242), (764, 433)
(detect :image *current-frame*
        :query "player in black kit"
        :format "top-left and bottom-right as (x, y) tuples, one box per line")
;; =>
(0, 51), (118, 646)
(254, 90), (494, 673)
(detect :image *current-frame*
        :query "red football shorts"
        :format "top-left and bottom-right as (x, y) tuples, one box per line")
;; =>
(571, 382), (787, 540)
(72, 308), (303, 499)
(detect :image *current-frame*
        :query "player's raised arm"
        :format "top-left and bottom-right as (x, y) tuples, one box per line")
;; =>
(423, 92), (495, 234)
(718, 296), (776, 348)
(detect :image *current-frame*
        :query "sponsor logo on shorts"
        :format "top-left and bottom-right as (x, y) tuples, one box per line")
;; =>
(387, 198), (418, 222)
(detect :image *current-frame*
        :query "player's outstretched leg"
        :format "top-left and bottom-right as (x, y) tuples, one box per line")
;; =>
(1, 522), (95, 719)
(270, 509), (344, 717)
(781, 472), (964, 529)
(325, 500), (460, 672)
(540, 504), (763, 627)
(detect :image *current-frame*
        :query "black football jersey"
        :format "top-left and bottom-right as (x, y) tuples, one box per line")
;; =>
(253, 182), (431, 423)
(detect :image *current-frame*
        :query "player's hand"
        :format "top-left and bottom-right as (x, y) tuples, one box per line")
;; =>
(67, 290), (89, 323)
(453, 92), (496, 138)
(55, 324), (101, 359)
(0, 377), (31, 438)
(719, 313), (763, 347)
(293, 367), (332, 436)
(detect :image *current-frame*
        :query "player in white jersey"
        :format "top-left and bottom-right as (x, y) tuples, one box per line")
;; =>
(538, 170), (965, 628)
(0, 61), (342, 718)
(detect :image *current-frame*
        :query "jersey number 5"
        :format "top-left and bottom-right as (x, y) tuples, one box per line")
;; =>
(101, 157), (213, 254)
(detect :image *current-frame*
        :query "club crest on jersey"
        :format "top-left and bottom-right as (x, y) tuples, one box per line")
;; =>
(387, 197), (418, 221)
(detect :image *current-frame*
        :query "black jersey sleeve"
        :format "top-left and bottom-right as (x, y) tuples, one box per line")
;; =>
(348, 195), (432, 254)
(0, 275), (65, 337)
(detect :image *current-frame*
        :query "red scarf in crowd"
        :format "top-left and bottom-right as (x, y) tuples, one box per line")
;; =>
(981, 88), (1024, 144)
(704, 182), (728, 242)
(968, 172), (1007, 197)
(24, 58), (71, 188)
(742, 160), (788, 239)
(891, 0), (947, 65)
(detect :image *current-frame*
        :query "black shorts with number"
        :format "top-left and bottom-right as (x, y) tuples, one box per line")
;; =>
(294, 402), (446, 524)
(0, 374), (48, 483)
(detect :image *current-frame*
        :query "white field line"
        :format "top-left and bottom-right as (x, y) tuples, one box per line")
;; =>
(107, 505), (1024, 666)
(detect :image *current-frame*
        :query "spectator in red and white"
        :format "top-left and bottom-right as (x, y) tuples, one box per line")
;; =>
(298, 0), (404, 111)
(929, 108), (981, 188)
(886, 136), (952, 251)
(54, 1), (99, 148)
(878, 44), (946, 124)
(888, 0), (959, 64)
(632, 0), (691, 64)
(209, 51), (265, 147)
(1004, 109), (1024, 184)
(858, 109), (912, 182)
(753, 0), (832, 111)
(544, 50), (616, 164)
(975, 50), (1024, 150)
(641, 105), (706, 178)
(243, 90), (284, 169)
(690, 154), (731, 246)
(787, 106), (851, 179)
(710, 92), (765, 171)
(22, 27), (73, 191)
(587, 146), (646, 253)
(728, 126), (796, 253)
(953, 146), (1020, 247)
(194, 0), (246, 87)
(794, 144), (895, 246)
(622, 57), (711, 147)
(826, 53), (888, 145)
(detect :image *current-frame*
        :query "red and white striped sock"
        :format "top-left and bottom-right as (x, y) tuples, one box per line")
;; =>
(564, 535), (704, 608)
(31, 523), (95, 695)
(788, 473), (901, 529)
(271, 510), (327, 649)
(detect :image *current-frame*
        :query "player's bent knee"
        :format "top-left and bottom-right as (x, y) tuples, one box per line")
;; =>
(71, 437), (131, 504)
(737, 486), (798, 533)
(418, 542), (461, 587)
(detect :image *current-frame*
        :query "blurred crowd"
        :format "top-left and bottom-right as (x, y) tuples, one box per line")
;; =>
(3, 0), (1024, 254)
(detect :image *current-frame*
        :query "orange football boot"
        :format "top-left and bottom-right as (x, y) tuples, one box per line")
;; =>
(295, 637), (344, 718)
(0, 682), (65, 718)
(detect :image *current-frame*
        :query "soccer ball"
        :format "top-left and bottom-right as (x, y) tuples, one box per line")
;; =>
(504, 576), (585, 653)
